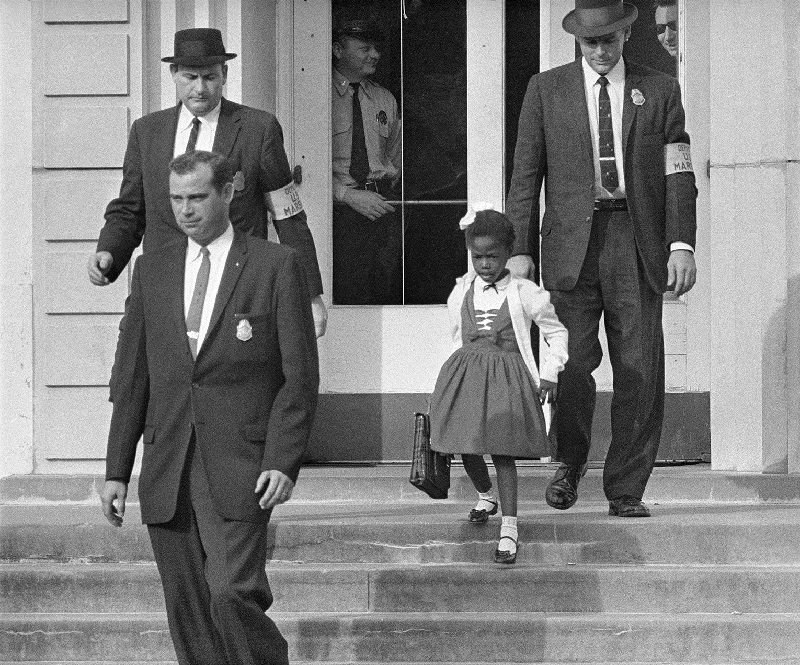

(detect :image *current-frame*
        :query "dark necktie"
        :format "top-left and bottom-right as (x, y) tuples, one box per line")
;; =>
(483, 283), (498, 293)
(597, 76), (619, 194)
(185, 117), (201, 153)
(349, 82), (370, 186)
(186, 247), (210, 359)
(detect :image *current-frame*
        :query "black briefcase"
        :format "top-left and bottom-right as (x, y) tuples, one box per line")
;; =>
(409, 412), (451, 499)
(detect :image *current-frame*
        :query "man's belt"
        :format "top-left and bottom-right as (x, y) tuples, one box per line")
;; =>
(594, 198), (628, 211)
(357, 179), (395, 198)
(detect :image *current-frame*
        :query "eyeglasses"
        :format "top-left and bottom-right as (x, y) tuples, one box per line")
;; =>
(655, 21), (677, 34)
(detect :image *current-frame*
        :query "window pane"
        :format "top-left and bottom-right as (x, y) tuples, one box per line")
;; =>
(331, 0), (467, 305)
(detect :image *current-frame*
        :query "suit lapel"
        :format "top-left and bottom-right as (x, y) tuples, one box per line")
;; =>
(212, 98), (242, 159)
(566, 60), (593, 162)
(622, 63), (641, 154)
(202, 231), (248, 353)
(154, 106), (182, 222)
(157, 238), (192, 357)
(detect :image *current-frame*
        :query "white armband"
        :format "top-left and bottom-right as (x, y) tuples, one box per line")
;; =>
(266, 182), (304, 220)
(664, 143), (694, 175)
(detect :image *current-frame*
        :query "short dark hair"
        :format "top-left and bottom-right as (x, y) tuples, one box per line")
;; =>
(169, 150), (234, 192)
(653, 0), (676, 7)
(464, 209), (516, 250)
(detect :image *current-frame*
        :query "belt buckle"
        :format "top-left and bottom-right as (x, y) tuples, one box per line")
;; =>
(364, 180), (378, 193)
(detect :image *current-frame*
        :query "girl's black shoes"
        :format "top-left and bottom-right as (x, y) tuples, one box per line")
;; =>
(494, 536), (518, 564)
(468, 499), (498, 523)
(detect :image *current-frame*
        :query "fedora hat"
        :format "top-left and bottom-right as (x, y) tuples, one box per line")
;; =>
(161, 28), (237, 66)
(563, 0), (638, 37)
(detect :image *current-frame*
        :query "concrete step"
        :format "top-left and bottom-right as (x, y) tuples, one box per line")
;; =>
(3, 502), (800, 565)
(3, 612), (800, 662)
(3, 561), (800, 615)
(5, 466), (800, 505)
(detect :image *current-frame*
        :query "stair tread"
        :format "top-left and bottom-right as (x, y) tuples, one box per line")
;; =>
(4, 500), (800, 525)
(5, 560), (800, 571)
(6, 611), (800, 620)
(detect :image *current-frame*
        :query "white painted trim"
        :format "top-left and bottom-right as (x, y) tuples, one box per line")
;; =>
(225, 0), (242, 103)
(677, 0), (686, 93)
(275, 0), (294, 153)
(466, 1), (504, 208)
(160, 1), (177, 109)
(0, 0), (35, 476)
(539, 0), (551, 73)
(194, 0), (210, 27)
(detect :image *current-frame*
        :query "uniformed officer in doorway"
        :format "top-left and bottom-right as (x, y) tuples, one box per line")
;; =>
(332, 17), (403, 305)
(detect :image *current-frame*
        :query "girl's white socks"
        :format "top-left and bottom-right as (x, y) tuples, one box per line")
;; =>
(474, 490), (497, 513)
(499, 516), (518, 554)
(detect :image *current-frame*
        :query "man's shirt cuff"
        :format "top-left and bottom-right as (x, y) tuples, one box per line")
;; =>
(670, 242), (694, 253)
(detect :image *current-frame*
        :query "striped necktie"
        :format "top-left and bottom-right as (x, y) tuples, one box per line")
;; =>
(597, 76), (619, 194)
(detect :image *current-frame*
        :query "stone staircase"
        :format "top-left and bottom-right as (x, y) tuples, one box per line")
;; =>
(3, 466), (800, 664)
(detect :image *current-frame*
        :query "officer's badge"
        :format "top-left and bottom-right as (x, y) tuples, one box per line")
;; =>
(236, 319), (253, 341)
(631, 89), (645, 106)
(233, 171), (245, 192)
(376, 110), (388, 125)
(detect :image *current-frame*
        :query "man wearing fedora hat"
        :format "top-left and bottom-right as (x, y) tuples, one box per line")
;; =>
(88, 28), (327, 336)
(506, 0), (697, 517)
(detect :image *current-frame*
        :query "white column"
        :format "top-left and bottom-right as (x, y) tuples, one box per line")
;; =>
(0, 0), (34, 476)
(224, 0), (242, 103)
(160, 1), (177, 109)
(709, 0), (800, 472)
(466, 1), (504, 207)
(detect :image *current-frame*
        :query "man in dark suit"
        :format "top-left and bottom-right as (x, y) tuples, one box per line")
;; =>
(88, 28), (327, 337)
(100, 150), (319, 665)
(506, 0), (697, 517)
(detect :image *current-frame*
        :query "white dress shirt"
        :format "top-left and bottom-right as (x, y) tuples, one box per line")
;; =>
(582, 57), (626, 200)
(582, 58), (693, 253)
(173, 101), (221, 157)
(184, 223), (234, 353)
(473, 273), (511, 322)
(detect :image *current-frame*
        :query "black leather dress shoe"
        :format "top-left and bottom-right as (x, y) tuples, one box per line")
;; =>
(608, 496), (651, 517)
(545, 463), (588, 510)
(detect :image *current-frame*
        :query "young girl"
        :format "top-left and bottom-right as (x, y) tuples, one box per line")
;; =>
(429, 204), (568, 564)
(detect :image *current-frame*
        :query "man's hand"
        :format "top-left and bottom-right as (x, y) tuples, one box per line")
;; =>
(255, 470), (295, 511)
(88, 251), (114, 286)
(100, 480), (128, 527)
(538, 379), (558, 404)
(506, 254), (535, 280)
(667, 249), (696, 297)
(311, 295), (328, 338)
(343, 189), (395, 221)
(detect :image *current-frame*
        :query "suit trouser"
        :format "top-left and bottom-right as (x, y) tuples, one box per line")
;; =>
(332, 203), (402, 305)
(148, 437), (288, 665)
(549, 208), (665, 501)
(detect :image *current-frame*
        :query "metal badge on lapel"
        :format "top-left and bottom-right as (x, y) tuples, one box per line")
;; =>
(631, 89), (645, 106)
(236, 318), (253, 341)
(233, 171), (245, 192)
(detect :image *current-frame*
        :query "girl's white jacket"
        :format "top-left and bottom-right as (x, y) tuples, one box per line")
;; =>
(446, 272), (569, 387)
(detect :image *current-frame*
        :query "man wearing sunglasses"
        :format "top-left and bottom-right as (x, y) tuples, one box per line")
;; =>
(654, 0), (678, 58)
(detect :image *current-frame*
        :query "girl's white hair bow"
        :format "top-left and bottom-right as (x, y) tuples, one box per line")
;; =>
(459, 202), (496, 230)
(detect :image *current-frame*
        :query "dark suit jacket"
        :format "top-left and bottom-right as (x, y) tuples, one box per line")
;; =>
(506, 59), (697, 294)
(105, 230), (319, 524)
(98, 98), (323, 297)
